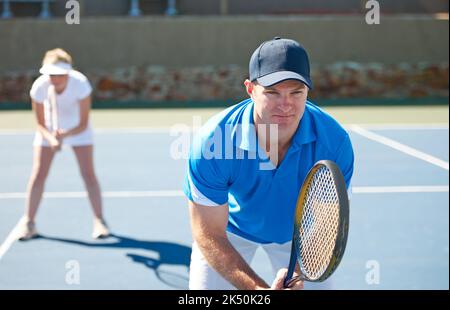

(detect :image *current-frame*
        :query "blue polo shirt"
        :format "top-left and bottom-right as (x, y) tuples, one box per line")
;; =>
(183, 98), (354, 244)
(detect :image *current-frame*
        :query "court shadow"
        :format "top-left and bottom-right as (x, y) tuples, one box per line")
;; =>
(37, 233), (191, 289)
(126, 253), (190, 289)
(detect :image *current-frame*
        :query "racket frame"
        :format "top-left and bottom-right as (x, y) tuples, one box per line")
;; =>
(284, 160), (349, 287)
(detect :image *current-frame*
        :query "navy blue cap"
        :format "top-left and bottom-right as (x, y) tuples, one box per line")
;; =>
(249, 37), (313, 89)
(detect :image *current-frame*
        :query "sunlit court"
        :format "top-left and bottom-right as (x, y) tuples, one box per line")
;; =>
(0, 106), (447, 289)
(0, 0), (448, 295)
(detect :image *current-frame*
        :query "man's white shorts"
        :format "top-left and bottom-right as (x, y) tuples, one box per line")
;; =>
(189, 231), (333, 290)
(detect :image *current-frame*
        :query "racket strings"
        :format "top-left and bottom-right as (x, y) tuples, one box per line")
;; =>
(296, 167), (340, 280)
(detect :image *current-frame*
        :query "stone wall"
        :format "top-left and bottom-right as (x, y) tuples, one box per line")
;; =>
(1, 62), (448, 104)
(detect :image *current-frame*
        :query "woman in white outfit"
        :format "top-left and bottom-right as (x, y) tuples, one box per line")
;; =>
(17, 48), (109, 240)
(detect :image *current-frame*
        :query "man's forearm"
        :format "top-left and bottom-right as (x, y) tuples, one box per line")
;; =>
(197, 234), (269, 290)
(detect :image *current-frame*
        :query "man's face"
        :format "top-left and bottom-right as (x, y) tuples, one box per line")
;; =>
(245, 79), (308, 133)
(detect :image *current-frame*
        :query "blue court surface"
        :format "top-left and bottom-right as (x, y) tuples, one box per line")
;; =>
(0, 123), (448, 290)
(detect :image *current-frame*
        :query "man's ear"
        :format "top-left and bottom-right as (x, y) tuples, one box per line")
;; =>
(244, 79), (254, 97)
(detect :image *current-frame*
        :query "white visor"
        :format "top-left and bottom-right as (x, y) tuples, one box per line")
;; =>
(39, 62), (72, 75)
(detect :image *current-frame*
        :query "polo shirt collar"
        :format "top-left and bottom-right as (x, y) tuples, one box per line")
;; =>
(235, 100), (257, 152)
(292, 102), (316, 146)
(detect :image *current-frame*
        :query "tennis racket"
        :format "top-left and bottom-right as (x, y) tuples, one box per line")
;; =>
(48, 85), (58, 132)
(47, 84), (63, 151)
(283, 160), (349, 288)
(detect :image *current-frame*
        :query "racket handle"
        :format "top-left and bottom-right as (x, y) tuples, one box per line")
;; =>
(284, 275), (302, 288)
(284, 241), (298, 288)
(48, 85), (58, 131)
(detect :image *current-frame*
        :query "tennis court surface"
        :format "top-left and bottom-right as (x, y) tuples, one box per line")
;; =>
(0, 106), (448, 289)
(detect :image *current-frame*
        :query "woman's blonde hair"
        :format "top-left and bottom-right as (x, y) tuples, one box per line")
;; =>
(42, 48), (73, 66)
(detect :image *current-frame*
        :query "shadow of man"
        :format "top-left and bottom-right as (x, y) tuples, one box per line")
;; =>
(38, 233), (191, 289)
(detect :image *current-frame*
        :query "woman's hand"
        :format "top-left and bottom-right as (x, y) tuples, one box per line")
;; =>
(49, 133), (62, 152)
(55, 129), (69, 140)
(270, 268), (304, 290)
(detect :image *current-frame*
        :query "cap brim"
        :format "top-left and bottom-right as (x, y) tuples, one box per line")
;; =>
(256, 71), (313, 89)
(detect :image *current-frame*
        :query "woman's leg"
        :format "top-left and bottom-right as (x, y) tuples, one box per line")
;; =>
(72, 145), (103, 218)
(25, 146), (56, 221)
(19, 146), (56, 240)
(72, 145), (109, 238)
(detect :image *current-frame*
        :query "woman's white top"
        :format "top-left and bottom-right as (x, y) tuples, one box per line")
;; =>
(30, 70), (94, 147)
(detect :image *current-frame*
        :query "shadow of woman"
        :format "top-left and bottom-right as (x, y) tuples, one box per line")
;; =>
(37, 233), (191, 289)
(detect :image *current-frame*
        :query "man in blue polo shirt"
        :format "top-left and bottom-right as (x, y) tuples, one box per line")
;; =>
(184, 37), (354, 290)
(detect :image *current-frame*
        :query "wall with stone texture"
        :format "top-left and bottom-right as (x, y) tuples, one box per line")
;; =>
(1, 63), (448, 104)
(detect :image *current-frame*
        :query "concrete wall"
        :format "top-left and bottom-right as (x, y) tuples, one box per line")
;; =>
(0, 16), (448, 72)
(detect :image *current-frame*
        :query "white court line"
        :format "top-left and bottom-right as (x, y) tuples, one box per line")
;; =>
(95, 127), (190, 134)
(353, 185), (449, 194)
(0, 190), (185, 199)
(0, 218), (22, 261)
(0, 123), (448, 135)
(0, 128), (195, 135)
(348, 123), (449, 130)
(349, 125), (449, 171)
(0, 187), (447, 200)
(0, 186), (447, 260)
(0, 127), (178, 135)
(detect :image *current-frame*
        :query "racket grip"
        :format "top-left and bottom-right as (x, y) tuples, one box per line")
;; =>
(284, 241), (298, 288)
(284, 275), (302, 288)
